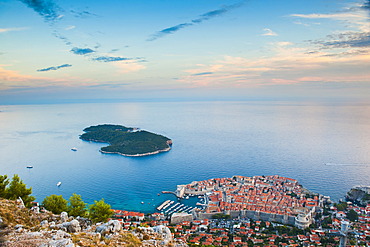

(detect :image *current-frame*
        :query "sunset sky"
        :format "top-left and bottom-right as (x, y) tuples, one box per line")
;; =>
(1, 0), (369, 104)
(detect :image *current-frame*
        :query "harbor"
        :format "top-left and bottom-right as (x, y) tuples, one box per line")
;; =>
(156, 199), (202, 216)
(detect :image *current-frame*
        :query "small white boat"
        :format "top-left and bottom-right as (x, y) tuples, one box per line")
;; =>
(141, 201), (144, 204)
(56, 182), (62, 187)
(26, 166), (33, 169)
(185, 196), (190, 199)
(71, 147), (77, 151)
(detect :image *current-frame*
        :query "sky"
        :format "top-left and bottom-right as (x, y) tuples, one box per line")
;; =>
(0, 0), (369, 104)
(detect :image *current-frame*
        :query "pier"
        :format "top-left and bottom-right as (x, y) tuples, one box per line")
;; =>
(157, 200), (200, 216)
(161, 185), (186, 198)
(156, 200), (171, 211)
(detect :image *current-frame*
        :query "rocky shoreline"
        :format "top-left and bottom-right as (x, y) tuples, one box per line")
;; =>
(100, 146), (171, 157)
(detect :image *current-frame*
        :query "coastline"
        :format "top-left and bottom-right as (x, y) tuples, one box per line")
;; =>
(100, 146), (171, 157)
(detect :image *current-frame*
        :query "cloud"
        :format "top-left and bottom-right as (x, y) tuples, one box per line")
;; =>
(18, 0), (62, 23)
(65, 25), (76, 30)
(262, 28), (278, 36)
(178, 40), (370, 88)
(70, 47), (95, 55)
(192, 72), (214, 76)
(312, 32), (370, 49)
(91, 56), (134, 62)
(290, 3), (369, 32)
(147, 1), (245, 41)
(70, 9), (99, 18)
(0, 66), (51, 90)
(53, 31), (72, 45)
(37, 64), (72, 72)
(0, 27), (27, 33)
(114, 62), (146, 74)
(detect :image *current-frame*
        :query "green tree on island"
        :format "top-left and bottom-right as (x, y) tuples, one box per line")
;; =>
(68, 193), (87, 217)
(4, 174), (35, 207)
(89, 199), (114, 223)
(42, 194), (68, 214)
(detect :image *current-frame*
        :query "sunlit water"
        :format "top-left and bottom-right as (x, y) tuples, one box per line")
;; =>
(0, 101), (369, 213)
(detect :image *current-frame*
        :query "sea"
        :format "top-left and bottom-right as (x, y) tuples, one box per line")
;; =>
(0, 101), (369, 213)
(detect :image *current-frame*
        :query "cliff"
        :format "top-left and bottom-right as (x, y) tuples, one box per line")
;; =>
(346, 187), (370, 206)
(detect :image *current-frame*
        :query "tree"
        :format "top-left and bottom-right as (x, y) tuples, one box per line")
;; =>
(42, 194), (68, 214)
(89, 199), (114, 223)
(335, 202), (347, 211)
(0, 175), (9, 198)
(5, 174), (35, 207)
(347, 209), (358, 222)
(68, 193), (87, 217)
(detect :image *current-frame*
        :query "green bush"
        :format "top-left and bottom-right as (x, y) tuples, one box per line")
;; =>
(89, 199), (114, 223)
(42, 194), (68, 214)
(1, 174), (35, 207)
(68, 193), (87, 217)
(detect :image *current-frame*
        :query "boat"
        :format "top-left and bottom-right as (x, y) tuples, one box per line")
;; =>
(26, 166), (33, 169)
(185, 196), (189, 199)
(56, 182), (62, 187)
(71, 147), (77, 151)
(141, 201), (144, 204)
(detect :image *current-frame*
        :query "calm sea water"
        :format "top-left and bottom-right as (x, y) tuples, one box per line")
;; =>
(0, 101), (369, 213)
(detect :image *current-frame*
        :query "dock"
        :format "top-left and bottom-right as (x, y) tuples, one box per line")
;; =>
(156, 200), (171, 211)
(157, 200), (201, 216)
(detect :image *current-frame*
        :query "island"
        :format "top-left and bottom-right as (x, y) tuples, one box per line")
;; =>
(80, 124), (172, 157)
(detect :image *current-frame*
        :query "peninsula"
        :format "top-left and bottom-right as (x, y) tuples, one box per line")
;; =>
(80, 124), (172, 156)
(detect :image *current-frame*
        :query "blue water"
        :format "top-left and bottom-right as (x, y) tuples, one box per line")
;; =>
(0, 101), (369, 213)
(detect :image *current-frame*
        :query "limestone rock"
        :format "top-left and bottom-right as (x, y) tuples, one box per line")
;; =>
(60, 212), (68, 223)
(75, 216), (91, 229)
(40, 220), (49, 228)
(67, 219), (81, 233)
(15, 197), (25, 208)
(95, 220), (121, 235)
(52, 230), (71, 240)
(42, 238), (74, 247)
(31, 206), (40, 214)
(152, 225), (173, 245)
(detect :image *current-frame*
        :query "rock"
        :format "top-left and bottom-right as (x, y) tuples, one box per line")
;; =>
(60, 212), (68, 223)
(108, 219), (121, 233)
(56, 223), (67, 231)
(14, 224), (23, 230)
(31, 206), (40, 213)
(40, 220), (49, 228)
(67, 219), (81, 233)
(76, 216), (91, 229)
(43, 238), (74, 247)
(95, 220), (121, 235)
(95, 224), (109, 234)
(49, 221), (56, 229)
(15, 197), (25, 208)
(27, 232), (44, 238)
(53, 230), (71, 240)
(152, 225), (173, 245)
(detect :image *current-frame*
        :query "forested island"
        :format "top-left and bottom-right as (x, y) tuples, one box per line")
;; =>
(80, 124), (172, 156)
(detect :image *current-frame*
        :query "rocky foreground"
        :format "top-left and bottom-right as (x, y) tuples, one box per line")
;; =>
(0, 199), (187, 247)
